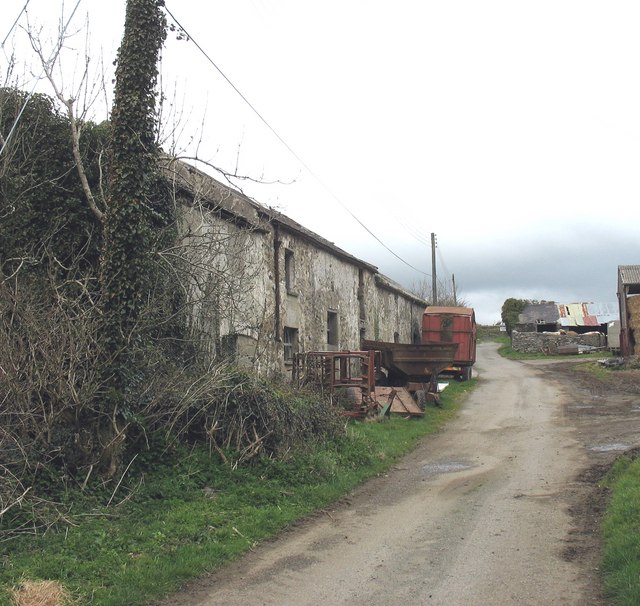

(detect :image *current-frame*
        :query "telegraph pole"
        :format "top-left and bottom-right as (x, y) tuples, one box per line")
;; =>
(431, 232), (437, 305)
(452, 273), (457, 305)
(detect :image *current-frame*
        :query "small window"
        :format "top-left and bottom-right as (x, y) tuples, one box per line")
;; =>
(283, 326), (299, 362)
(394, 332), (400, 343)
(327, 311), (338, 348)
(284, 248), (295, 293)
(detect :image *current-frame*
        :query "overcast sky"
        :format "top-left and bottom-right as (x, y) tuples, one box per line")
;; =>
(4, 1), (639, 324)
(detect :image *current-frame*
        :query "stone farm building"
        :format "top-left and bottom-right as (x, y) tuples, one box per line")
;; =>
(164, 157), (427, 378)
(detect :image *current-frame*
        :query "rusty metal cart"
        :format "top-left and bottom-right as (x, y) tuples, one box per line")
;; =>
(360, 339), (459, 403)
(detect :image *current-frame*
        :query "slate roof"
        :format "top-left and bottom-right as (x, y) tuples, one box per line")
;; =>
(162, 156), (378, 273)
(518, 302), (559, 324)
(375, 274), (429, 306)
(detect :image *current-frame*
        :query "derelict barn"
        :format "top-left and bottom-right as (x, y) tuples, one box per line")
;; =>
(617, 265), (640, 357)
(163, 157), (427, 377)
(511, 301), (618, 355)
(515, 301), (618, 335)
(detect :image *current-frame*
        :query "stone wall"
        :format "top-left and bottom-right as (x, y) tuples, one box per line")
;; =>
(173, 159), (428, 377)
(511, 331), (606, 355)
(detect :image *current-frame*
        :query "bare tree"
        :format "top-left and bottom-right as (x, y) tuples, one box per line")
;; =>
(412, 276), (468, 308)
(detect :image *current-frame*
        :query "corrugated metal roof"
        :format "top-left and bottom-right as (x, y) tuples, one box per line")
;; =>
(619, 265), (640, 286)
(557, 302), (618, 327)
(520, 302), (618, 327)
(586, 302), (619, 323)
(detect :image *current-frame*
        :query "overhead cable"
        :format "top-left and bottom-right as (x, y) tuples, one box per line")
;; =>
(2, 0), (32, 48)
(163, 4), (429, 278)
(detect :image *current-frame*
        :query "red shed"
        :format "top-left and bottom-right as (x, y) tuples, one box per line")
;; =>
(422, 306), (477, 380)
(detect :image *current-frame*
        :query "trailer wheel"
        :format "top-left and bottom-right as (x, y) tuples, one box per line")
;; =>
(460, 366), (472, 381)
(415, 390), (427, 411)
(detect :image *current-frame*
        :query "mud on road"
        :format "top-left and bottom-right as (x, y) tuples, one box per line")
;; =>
(537, 355), (640, 605)
(156, 344), (640, 606)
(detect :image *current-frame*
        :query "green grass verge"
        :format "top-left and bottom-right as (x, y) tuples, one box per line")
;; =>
(602, 455), (640, 605)
(0, 380), (475, 606)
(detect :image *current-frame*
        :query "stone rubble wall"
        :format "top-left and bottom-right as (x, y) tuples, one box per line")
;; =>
(511, 330), (606, 355)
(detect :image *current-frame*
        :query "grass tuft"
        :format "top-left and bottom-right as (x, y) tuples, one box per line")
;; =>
(10, 580), (70, 606)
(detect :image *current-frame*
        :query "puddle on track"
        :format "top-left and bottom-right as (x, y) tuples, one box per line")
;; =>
(589, 443), (629, 452)
(421, 461), (471, 475)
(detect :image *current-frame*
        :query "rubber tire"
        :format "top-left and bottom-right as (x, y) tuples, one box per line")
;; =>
(460, 366), (472, 381)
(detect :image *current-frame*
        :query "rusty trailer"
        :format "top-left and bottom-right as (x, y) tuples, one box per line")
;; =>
(360, 339), (458, 402)
(292, 339), (458, 417)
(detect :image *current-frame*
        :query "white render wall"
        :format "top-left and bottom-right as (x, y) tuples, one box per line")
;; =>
(179, 193), (427, 377)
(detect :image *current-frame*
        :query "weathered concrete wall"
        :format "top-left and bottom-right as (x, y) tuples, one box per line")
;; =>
(177, 177), (428, 378)
(277, 233), (425, 357)
(179, 202), (278, 371)
(278, 232), (362, 354)
(371, 281), (424, 344)
(511, 331), (606, 354)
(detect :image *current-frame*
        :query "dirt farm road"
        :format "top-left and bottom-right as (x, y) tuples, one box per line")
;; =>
(160, 341), (622, 606)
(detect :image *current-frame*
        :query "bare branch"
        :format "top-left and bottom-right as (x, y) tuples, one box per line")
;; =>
(177, 155), (296, 189)
(26, 20), (105, 221)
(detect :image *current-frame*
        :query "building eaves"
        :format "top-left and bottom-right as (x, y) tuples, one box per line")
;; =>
(264, 206), (379, 273)
(374, 274), (429, 306)
(161, 156), (267, 232)
(162, 156), (380, 273)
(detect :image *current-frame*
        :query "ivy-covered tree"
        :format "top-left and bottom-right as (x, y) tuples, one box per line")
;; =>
(101, 0), (167, 344)
(95, 0), (168, 473)
(501, 298), (530, 335)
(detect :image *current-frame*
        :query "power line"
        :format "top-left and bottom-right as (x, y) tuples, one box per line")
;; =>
(2, 0), (31, 49)
(163, 4), (429, 278)
(391, 209), (432, 247)
(437, 246), (451, 279)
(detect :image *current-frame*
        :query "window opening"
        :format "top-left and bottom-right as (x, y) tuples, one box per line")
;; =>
(283, 326), (299, 362)
(327, 311), (338, 348)
(284, 248), (295, 293)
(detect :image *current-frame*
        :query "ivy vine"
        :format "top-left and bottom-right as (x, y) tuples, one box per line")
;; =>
(99, 0), (168, 412)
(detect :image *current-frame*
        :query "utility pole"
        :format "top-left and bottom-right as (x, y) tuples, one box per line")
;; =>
(452, 273), (457, 306)
(431, 232), (437, 305)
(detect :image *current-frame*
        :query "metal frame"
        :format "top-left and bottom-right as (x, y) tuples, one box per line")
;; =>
(292, 350), (380, 418)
